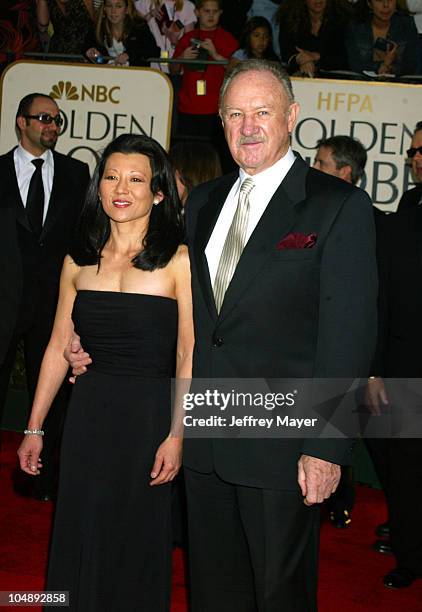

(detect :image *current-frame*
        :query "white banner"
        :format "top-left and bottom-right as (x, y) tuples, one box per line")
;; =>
(1, 65), (421, 210)
(292, 77), (422, 211)
(0, 61), (173, 171)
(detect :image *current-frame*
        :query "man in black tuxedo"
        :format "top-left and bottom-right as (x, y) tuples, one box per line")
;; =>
(365, 124), (422, 589)
(65, 61), (377, 610)
(397, 121), (422, 212)
(183, 61), (377, 611)
(0, 93), (90, 499)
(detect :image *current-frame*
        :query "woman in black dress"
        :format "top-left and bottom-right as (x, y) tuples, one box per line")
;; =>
(18, 134), (193, 611)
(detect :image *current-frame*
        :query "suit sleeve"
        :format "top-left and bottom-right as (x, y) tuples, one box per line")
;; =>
(370, 213), (394, 376)
(302, 189), (378, 464)
(126, 22), (160, 66)
(0, 204), (21, 366)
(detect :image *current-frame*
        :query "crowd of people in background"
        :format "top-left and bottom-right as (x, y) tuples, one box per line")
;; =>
(2, 0), (422, 76)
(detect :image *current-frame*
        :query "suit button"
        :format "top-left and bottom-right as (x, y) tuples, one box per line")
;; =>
(212, 335), (224, 348)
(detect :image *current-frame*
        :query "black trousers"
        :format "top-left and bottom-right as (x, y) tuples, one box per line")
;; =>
(184, 467), (320, 612)
(0, 297), (69, 492)
(366, 438), (422, 574)
(327, 465), (355, 514)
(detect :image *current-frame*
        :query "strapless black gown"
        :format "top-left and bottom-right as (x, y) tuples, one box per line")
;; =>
(46, 290), (178, 612)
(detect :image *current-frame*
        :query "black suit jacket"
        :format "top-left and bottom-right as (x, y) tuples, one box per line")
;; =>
(372, 206), (422, 377)
(0, 148), (90, 365)
(396, 185), (422, 212)
(185, 156), (378, 490)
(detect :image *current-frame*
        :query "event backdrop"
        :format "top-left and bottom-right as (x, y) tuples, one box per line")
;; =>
(292, 77), (422, 211)
(0, 61), (173, 168)
(0, 62), (421, 210)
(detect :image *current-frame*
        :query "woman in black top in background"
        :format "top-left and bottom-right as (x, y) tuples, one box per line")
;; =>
(85, 0), (159, 65)
(277, 0), (351, 76)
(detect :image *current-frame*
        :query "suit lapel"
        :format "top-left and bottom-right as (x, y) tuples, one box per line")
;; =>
(414, 206), (422, 269)
(4, 150), (32, 232)
(218, 157), (309, 322)
(194, 173), (238, 321)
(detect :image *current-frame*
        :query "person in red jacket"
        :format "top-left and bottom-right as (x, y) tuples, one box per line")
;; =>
(171, 0), (238, 142)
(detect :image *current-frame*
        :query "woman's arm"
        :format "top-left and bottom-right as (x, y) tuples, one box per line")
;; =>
(36, 0), (50, 30)
(17, 256), (79, 475)
(150, 246), (194, 485)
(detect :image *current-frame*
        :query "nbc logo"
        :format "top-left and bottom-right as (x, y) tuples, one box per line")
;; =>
(50, 81), (79, 101)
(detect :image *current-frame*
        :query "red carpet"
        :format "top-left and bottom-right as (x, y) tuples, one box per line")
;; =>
(1, 431), (422, 611)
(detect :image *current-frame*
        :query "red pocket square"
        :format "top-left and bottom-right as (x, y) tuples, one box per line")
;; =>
(276, 232), (317, 250)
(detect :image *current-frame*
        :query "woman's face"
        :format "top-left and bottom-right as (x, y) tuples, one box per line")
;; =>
(250, 26), (270, 58)
(305, 0), (327, 17)
(99, 152), (163, 223)
(104, 0), (128, 26)
(369, 0), (396, 22)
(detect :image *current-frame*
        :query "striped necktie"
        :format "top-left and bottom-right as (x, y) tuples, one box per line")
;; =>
(213, 178), (255, 313)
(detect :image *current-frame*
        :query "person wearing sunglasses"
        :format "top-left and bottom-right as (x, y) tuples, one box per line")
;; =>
(397, 121), (422, 211)
(0, 93), (90, 502)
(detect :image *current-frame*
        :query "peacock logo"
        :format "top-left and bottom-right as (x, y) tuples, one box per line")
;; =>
(49, 81), (79, 101)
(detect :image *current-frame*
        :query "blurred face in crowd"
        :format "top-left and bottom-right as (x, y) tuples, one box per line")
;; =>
(410, 129), (422, 183)
(195, 1), (222, 31)
(369, 0), (396, 23)
(250, 27), (270, 58)
(17, 96), (61, 156)
(306, 0), (327, 17)
(313, 146), (351, 183)
(220, 70), (299, 176)
(99, 153), (163, 225)
(104, 0), (128, 26)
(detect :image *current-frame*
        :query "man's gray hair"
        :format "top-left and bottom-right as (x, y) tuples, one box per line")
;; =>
(219, 59), (295, 112)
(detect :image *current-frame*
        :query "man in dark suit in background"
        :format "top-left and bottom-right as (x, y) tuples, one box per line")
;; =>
(365, 121), (422, 590)
(0, 93), (90, 500)
(183, 60), (377, 611)
(397, 121), (422, 211)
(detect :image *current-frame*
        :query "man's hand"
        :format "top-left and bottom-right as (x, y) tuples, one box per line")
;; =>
(298, 455), (341, 506)
(150, 436), (182, 486)
(63, 333), (92, 383)
(365, 377), (388, 416)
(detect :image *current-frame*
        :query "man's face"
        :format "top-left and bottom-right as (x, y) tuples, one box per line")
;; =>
(17, 96), (61, 156)
(220, 70), (299, 176)
(410, 129), (422, 183)
(313, 145), (351, 183)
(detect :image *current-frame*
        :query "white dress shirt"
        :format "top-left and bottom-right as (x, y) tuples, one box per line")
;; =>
(14, 144), (54, 224)
(206, 148), (296, 287)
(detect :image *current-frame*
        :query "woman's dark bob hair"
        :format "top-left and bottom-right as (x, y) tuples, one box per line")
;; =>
(71, 133), (184, 271)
